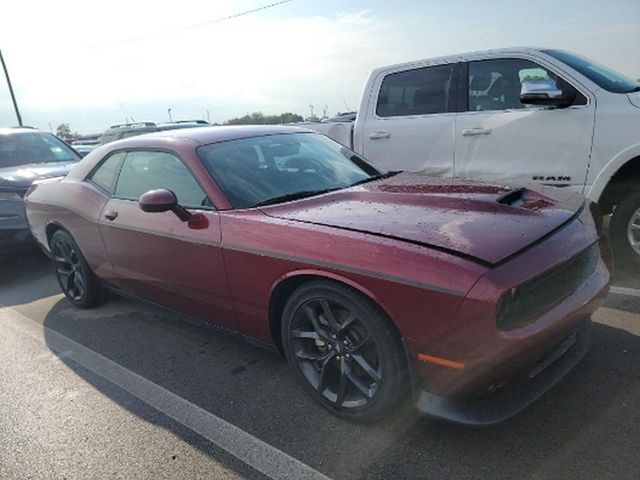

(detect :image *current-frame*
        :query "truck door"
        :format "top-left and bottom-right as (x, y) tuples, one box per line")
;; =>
(359, 63), (456, 176)
(454, 57), (595, 190)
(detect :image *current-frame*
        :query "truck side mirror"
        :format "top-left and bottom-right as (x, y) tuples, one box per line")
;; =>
(520, 80), (572, 108)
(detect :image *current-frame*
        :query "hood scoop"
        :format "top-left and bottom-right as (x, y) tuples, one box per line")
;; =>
(496, 187), (527, 207)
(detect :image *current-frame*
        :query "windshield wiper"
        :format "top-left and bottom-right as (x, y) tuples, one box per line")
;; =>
(349, 170), (401, 188)
(251, 188), (341, 207)
(251, 172), (401, 208)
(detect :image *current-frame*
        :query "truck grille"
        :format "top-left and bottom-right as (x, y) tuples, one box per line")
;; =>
(497, 243), (600, 331)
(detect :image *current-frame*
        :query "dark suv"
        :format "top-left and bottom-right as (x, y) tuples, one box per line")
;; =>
(0, 128), (81, 249)
(99, 120), (210, 145)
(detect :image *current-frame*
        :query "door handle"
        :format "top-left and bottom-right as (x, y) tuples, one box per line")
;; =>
(104, 210), (118, 221)
(368, 131), (391, 140)
(462, 128), (492, 136)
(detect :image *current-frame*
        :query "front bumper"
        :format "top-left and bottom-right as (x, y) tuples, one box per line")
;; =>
(0, 198), (31, 248)
(405, 202), (611, 425)
(415, 319), (590, 426)
(0, 227), (31, 247)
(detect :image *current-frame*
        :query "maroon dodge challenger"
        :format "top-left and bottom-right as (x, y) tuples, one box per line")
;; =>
(25, 126), (610, 425)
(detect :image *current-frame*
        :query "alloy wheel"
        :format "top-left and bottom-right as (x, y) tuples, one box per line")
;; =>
(290, 297), (382, 409)
(627, 206), (640, 257)
(53, 238), (87, 302)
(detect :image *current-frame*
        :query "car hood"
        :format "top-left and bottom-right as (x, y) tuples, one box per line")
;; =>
(260, 173), (585, 265)
(0, 162), (76, 189)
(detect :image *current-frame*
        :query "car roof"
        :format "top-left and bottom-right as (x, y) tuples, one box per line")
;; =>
(121, 125), (316, 146)
(68, 125), (318, 184)
(0, 127), (44, 136)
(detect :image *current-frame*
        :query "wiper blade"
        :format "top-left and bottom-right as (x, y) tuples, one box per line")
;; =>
(251, 188), (340, 207)
(349, 171), (401, 188)
(251, 172), (401, 207)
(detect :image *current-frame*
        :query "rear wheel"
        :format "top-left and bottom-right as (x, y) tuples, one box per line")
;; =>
(610, 191), (640, 269)
(281, 280), (409, 422)
(51, 230), (104, 308)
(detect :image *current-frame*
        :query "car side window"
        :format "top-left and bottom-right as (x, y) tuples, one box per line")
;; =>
(376, 64), (453, 117)
(114, 150), (210, 208)
(468, 58), (586, 112)
(88, 152), (125, 194)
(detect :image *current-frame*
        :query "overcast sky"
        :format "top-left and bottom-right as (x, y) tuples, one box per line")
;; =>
(1, 0), (639, 134)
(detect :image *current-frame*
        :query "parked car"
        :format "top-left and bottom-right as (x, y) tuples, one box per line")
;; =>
(307, 48), (640, 267)
(99, 120), (209, 145)
(0, 127), (81, 249)
(25, 126), (610, 424)
(71, 133), (103, 157)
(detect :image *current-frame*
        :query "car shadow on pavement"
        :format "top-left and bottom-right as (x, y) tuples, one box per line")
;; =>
(40, 295), (640, 480)
(0, 249), (60, 307)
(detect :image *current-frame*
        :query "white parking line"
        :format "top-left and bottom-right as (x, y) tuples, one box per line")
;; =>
(0, 307), (331, 480)
(609, 286), (640, 298)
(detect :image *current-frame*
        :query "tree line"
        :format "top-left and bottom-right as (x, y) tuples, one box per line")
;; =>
(223, 112), (304, 125)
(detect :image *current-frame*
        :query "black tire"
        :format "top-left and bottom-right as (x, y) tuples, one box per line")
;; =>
(50, 230), (104, 308)
(610, 190), (640, 269)
(281, 280), (409, 422)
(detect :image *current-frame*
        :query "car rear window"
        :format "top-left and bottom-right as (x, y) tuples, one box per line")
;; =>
(88, 152), (125, 194)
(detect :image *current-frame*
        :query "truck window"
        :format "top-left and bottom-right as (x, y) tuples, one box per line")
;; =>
(467, 58), (586, 112)
(376, 64), (453, 117)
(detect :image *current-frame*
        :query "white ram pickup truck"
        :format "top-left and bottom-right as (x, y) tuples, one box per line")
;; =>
(307, 48), (640, 266)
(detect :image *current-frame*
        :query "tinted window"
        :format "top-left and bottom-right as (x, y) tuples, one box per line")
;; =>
(115, 151), (209, 208)
(468, 58), (586, 112)
(543, 49), (640, 94)
(0, 132), (79, 167)
(376, 64), (452, 117)
(198, 133), (382, 209)
(89, 152), (125, 194)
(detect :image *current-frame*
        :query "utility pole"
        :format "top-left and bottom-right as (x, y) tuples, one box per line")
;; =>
(206, 110), (211, 123)
(308, 104), (314, 119)
(168, 108), (173, 122)
(0, 49), (23, 126)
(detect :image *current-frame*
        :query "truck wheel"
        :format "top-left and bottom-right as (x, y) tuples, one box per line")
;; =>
(610, 190), (640, 268)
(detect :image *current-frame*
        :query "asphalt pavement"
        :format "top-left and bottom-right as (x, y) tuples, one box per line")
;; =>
(1, 248), (638, 480)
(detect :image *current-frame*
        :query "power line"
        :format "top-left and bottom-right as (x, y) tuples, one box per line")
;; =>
(94, 0), (294, 47)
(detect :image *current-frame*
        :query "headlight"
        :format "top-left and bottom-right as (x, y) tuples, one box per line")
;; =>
(0, 192), (22, 201)
(496, 243), (600, 330)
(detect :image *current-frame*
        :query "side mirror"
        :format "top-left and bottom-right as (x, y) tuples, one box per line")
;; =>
(520, 80), (571, 108)
(139, 189), (191, 221)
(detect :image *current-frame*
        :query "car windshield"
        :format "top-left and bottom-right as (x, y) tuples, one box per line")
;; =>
(0, 132), (79, 168)
(543, 49), (640, 93)
(197, 133), (385, 208)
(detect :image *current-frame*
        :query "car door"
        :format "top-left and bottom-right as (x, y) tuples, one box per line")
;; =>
(359, 63), (457, 175)
(98, 149), (236, 330)
(454, 57), (595, 190)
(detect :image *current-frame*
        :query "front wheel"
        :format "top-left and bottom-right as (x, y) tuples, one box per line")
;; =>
(281, 281), (409, 422)
(610, 190), (640, 269)
(51, 230), (104, 308)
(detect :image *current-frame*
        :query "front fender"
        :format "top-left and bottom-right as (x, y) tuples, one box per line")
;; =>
(587, 143), (640, 202)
